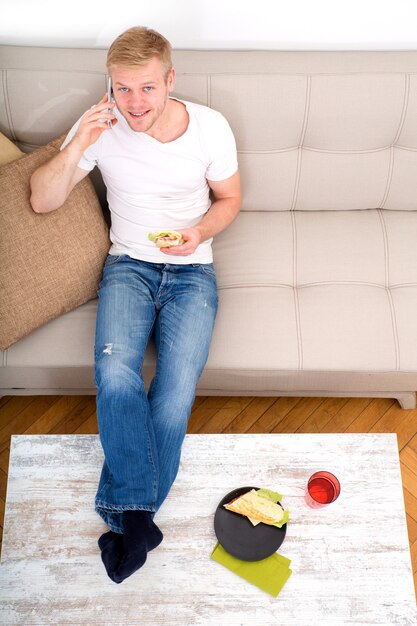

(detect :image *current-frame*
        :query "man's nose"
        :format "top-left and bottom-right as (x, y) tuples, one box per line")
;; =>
(128, 91), (147, 108)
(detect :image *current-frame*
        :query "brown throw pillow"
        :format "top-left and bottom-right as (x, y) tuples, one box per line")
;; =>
(0, 134), (110, 350)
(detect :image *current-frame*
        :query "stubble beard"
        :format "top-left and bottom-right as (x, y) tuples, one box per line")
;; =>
(120, 94), (170, 135)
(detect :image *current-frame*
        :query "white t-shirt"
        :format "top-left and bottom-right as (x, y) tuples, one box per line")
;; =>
(61, 98), (238, 264)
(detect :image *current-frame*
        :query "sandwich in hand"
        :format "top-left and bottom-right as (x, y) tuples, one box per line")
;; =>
(148, 230), (184, 248)
(224, 488), (289, 528)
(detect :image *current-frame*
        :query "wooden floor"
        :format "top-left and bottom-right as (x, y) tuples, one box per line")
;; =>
(1, 393), (416, 600)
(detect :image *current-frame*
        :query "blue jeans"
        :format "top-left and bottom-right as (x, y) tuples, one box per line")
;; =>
(94, 254), (218, 533)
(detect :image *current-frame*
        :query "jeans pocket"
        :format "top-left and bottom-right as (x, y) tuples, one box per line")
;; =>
(192, 263), (216, 278)
(104, 254), (123, 267)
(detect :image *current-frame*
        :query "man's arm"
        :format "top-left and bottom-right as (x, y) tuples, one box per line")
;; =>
(30, 95), (116, 214)
(30, 150), (90, 214)
(161, 170), (242, 257)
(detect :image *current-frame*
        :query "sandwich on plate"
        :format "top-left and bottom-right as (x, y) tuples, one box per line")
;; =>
(224, 488), (289, 527)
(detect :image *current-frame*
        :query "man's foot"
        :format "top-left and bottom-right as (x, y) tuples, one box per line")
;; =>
(98, 511), (163, 584)
(98, 530), (123, 579)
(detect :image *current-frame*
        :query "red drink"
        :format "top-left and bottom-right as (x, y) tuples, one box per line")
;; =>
(306, 471), (341, 507)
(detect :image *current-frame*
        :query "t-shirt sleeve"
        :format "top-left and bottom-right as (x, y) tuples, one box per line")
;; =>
(60, 116), (98, 171)
(205, 111), (238, 182)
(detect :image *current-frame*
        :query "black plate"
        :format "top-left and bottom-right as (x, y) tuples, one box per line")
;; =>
(214, 486), (287, 562)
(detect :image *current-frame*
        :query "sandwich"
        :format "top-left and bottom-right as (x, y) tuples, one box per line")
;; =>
(148, 230), (184, 248)
(224, 488), (289, 527)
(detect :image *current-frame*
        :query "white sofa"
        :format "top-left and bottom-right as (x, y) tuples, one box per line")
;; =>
(1, 46), (417, 408)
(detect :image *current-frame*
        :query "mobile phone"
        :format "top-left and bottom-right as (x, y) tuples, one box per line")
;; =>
(107, 76), (113, 128)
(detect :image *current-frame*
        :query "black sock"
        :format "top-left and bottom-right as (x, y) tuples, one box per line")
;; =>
(111, 510), (163, 584)
(98, 530), (123, 579)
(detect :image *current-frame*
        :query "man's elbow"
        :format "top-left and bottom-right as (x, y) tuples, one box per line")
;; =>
(30, 182), (59, 214)
(29, 170), (52, 213)
(30, 194), (62, 214)
(30, 193), (44, 213)
(30, 193), (52, 213)
(30, 173), (44, 213)
(232, 192), (242, 217)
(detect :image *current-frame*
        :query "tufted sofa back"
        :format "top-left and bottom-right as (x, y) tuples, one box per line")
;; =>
(1, 47), (417, 212)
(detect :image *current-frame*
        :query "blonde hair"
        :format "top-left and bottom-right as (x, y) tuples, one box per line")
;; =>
(107, 26), (172, 80)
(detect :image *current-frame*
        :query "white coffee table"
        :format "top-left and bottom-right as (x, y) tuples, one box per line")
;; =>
(0, 433), (415, 625)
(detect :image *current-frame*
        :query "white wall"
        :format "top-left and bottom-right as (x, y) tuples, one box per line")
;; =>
(2, 0), (417, 49)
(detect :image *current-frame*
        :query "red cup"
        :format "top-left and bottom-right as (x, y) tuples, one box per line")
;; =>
(305, 471), (341, 508)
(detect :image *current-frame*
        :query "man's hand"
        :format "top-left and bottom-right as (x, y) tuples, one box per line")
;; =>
(160, 171), (241, 257)
(70, 94), (117, 153)
(160, 227), (203, 256)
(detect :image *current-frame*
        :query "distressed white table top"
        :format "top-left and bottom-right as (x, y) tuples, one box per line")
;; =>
(0, 433), (415, 625)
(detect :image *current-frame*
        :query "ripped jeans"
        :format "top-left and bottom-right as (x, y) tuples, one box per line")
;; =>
(94, 254), (218, 533)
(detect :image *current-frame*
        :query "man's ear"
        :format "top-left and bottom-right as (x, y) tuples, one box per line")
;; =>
(167, 67), (176, 93)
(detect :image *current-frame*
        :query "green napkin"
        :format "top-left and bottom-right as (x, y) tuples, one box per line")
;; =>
(211, 542), (292, 598)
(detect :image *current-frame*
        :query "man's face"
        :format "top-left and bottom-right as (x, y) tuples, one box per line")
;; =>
(111, 58), (175, 134)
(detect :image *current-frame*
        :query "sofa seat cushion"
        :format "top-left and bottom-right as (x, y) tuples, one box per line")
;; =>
(209, 209), (417, 373)
(0, 134), (110, 350)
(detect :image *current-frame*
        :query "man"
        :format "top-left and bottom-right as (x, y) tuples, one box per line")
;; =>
(30, 26), (241, 584)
